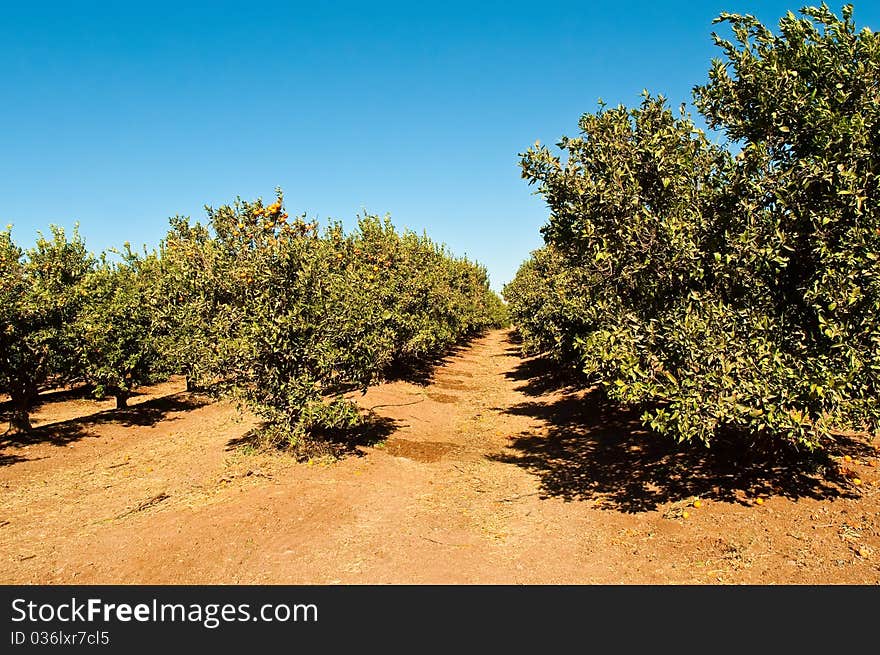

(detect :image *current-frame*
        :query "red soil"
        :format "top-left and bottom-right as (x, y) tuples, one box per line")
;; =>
(1, 330), (878, 584)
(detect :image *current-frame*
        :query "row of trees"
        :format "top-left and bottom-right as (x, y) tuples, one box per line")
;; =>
(1, 193), (506, 446)
(505, 5), (880, 450)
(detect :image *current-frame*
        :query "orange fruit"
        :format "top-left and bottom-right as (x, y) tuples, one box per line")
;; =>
(682, 511), (689, 519)
(754, 497), (764, 505)
(693, 499), (702, 508)
(853, 478), (862, 486)
(844, 455), (852, 462)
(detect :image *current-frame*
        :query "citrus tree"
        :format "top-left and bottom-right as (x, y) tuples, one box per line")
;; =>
(691, 3), (880, 443)
(165, 192), (505, 448)
(503, 244), (587, 358)
(0, 225), (93, 433)
(156, 216), (224, 391)
(73, 246), (167, 408)
(514, 94), (732, 436)
(507, 4), (880, 449)
(350, 214), (506, 367)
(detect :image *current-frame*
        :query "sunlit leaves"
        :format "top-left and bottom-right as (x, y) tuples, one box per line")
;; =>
(508, 4), (880, 449)
(163, 191), (506, 447)
(0, 226), (93, 431)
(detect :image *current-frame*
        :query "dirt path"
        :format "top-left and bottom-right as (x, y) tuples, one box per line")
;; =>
(2, 329), (879, 583)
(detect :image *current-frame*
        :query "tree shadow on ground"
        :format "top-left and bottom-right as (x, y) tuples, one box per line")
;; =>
(499, 332), (592, 395)
(0, 392), (211, 453)
(504, 352), (592, 397)
(382, 329), (500, 386)
(382, 346), (471, 386)
(0, 452), (34, 467)
(490, 354), (871, 513)
(226, 412), (401, 460)
(0, 383), (93, 414)
(0, 383), (158, 416)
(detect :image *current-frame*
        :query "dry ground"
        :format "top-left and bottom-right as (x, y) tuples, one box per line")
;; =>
(1, 329), (879, 584)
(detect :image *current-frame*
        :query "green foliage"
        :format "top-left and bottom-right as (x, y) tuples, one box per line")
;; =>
(502, 244), (587, 358)
(506, 4), (880, 450)
(2, 190), (502, 443)
(161, 192), (505, 447)
(693, 3), (880, 440)
(155, 216), (224, 390)
(73, 247), (167, 407)
(0, 225), (94, 432)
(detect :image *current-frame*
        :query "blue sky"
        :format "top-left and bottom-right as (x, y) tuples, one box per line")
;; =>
(2, 1), (878, 291)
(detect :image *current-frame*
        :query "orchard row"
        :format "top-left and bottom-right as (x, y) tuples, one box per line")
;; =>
(1, 192), (506, 446)
(504, 6), (880, 450)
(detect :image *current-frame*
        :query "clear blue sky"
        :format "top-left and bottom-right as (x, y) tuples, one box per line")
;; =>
(2, 1), (878, 291)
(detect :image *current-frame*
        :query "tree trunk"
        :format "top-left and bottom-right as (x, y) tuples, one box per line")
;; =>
(6, 389), (34, 435)
(185, 375), (193, 392)
(7, 405), (32, 435)
(115, 392), (129, 409)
